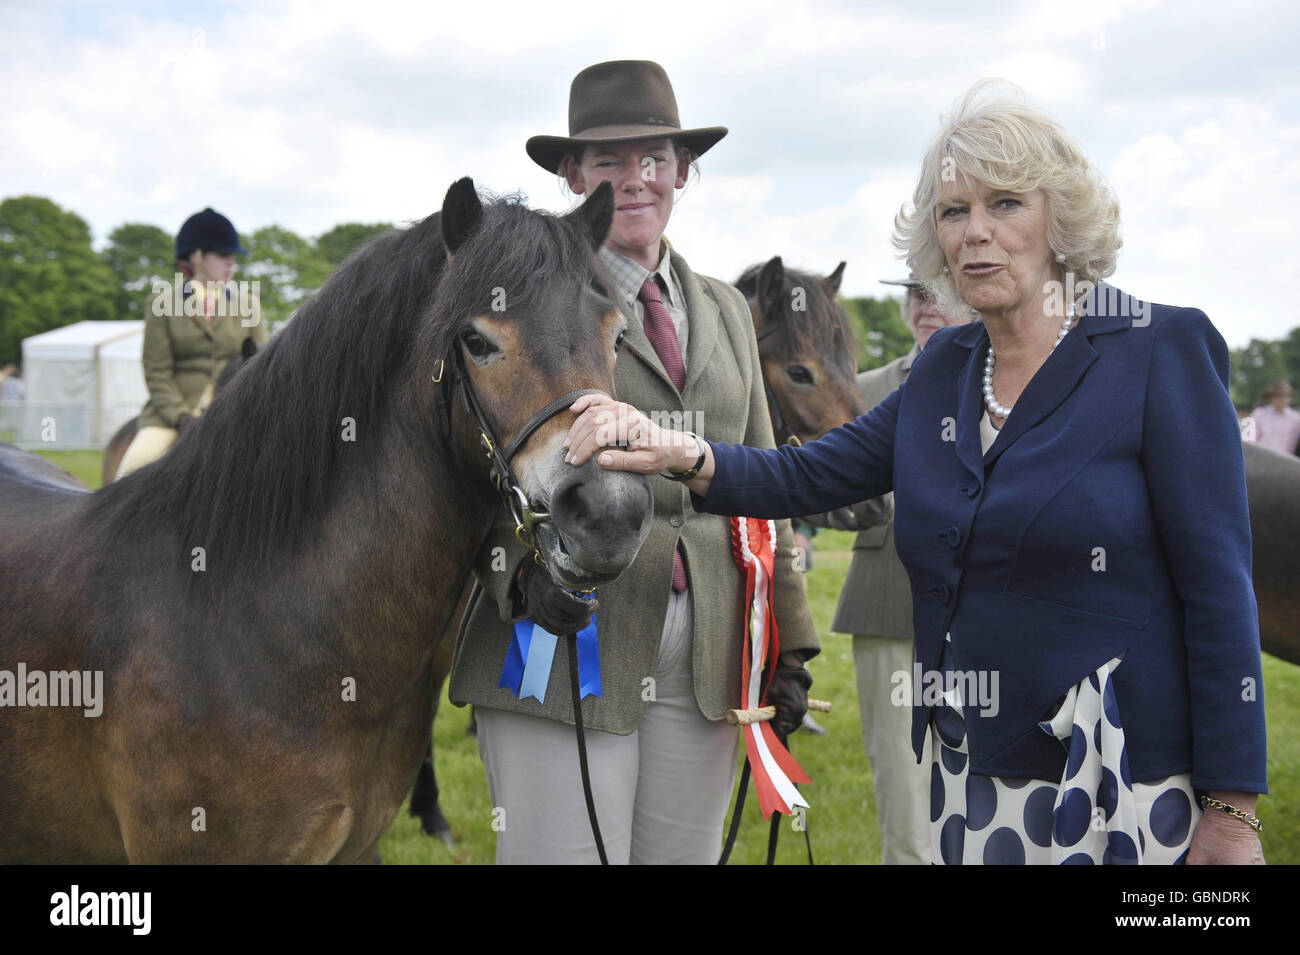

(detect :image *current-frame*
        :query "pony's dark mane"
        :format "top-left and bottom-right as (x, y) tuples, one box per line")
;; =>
(736, 263), (858, 377)
(90, 193), (599, 570)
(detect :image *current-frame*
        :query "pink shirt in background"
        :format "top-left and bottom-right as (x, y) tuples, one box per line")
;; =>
(1251, 404), (1300, 455)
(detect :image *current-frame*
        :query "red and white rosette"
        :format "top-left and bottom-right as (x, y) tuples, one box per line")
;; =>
(731, 516), (811, 818)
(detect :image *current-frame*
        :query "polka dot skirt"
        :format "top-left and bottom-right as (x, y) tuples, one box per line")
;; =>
(930, 652), (1200, 865)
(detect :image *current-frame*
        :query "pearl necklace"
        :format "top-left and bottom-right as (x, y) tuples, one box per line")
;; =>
(983, 304), (1077, 420)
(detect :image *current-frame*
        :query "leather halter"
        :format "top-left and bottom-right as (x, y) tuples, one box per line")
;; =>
(753, 323), (803, 448)
(434, 346), (605, 563)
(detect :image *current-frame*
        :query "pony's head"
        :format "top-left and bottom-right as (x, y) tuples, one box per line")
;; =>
(425, 179), (653, 589)
(738, 256), (865, 444)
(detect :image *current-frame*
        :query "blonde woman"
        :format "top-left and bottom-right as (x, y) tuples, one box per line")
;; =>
(568, 82), (1266, 865)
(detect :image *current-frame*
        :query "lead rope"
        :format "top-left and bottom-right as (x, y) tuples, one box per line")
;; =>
(568, 631), (608, 865)
(718, 743), (816, 865)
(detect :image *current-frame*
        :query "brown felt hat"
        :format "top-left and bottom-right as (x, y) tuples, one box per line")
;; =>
(880, 274), (925, 290)
(526, 60), (728, 174)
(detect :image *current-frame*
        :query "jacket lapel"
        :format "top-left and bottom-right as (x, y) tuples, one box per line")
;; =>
(983, 330), (1096, 467)
(954, 328), (988, 481)
(983, 283), (1130, 468)
(672, 250), (719, 395)
(183, 283), (215, 341)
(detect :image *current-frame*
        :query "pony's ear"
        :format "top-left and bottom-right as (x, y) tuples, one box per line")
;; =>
(758, 255), (785, 314)
(569, 181), (614, 251)
(441, 177), (483, 254)
(241, 337), (258, 360)
(825, 261), (846, 294)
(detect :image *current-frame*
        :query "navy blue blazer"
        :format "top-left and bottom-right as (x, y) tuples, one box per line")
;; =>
(697, 284), (1267, 793)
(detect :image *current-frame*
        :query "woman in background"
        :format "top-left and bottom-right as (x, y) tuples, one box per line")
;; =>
(116, 207), (264, 478)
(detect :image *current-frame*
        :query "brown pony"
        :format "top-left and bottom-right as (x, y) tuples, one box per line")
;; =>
(0, 179), (652, 863)
(102, 337), (259, 485)
(736, 257), (866, 442)
(406, 254), (873, 843)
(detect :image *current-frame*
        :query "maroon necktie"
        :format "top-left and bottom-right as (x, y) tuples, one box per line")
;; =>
(638, 277), (688, 592)
(639, 278), (685, 390)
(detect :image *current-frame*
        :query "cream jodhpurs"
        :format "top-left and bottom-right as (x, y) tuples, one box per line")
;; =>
(115, 425), (178, 479)
(854, 633), (933, 865)
(476, 587), (739, 864)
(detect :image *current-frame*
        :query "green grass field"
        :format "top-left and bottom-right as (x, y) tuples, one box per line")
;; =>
(33, 450), (1297, 864)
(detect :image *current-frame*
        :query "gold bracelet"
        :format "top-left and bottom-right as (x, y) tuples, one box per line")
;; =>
(1199, 795), (1262, 833)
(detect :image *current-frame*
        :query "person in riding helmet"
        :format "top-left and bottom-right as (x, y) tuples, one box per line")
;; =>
(116, 207), (265, 479)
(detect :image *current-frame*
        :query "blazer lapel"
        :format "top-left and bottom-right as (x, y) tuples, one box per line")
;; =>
(981, 281), (1138, 468)
(952, 325), (988, 481)
(984, 331), (1096, 467)
(671, 250), (719, 395)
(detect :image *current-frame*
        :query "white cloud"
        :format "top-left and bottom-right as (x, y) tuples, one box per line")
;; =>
(1109, 101), (1300, 343)
(1, 0), (1296, 346)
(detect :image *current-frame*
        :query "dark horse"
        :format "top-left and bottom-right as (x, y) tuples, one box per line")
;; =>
(735, 256), (866, 443)
(102, 337), (259, 486)
(1244, 441), (1300, 666)
(0, 178), (653, 863)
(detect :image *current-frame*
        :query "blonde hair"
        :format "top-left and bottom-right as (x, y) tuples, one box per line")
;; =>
(894, 80), (1121, 313)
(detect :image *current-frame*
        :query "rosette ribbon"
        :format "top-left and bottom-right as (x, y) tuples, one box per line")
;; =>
(498, 597), (601, 703)
(732, 516), (811, 819)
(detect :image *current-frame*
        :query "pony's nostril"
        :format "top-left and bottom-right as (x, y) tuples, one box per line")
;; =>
(551, 472), (652, 538)
(552, 479), (593, 527)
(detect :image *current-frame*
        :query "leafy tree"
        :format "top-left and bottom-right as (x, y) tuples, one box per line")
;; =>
(316, 222), (394, 265)
(102, 222), (174, 320)
(242, 225), (333, 332)
(0, 196), (117, 366)
(841, 295), (914, 372)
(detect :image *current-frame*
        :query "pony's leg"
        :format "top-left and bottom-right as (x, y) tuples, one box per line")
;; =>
(407, 588), (464, 844)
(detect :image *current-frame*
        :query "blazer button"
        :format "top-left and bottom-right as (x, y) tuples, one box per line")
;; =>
(940, 525), (962, 548)
(929, 582), (951, 604)
(669, 514), (684, 527)
(961, 483), (980, 498)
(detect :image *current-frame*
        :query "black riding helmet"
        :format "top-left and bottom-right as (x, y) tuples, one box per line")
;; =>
(175, 207), (248, 260)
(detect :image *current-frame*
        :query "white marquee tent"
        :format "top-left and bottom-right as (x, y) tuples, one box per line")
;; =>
(11, 321), (148, 449)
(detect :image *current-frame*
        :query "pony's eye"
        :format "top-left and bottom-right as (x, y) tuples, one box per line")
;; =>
(614, 330), (626, 353)
(787, 365), (814, 385)
(461, 330), (496, 359)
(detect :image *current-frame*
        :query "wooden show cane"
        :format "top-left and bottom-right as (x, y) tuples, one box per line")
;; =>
(727, 698), (833, 726)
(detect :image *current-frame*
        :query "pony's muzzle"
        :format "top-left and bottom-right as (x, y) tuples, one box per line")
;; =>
(543, 460), (652, 584)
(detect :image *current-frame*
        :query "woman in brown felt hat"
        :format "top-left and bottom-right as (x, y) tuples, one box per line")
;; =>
(449, 60), (820, 864)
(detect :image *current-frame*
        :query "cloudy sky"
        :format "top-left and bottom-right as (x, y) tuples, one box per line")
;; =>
(3, 0), (1297, 346)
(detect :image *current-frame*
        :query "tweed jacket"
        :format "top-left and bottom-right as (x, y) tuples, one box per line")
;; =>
(449, 249), (819, 735)
(697, 285), (1267, 792)
(139, 282), (266, 429)
(829, 345), (918, 640)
